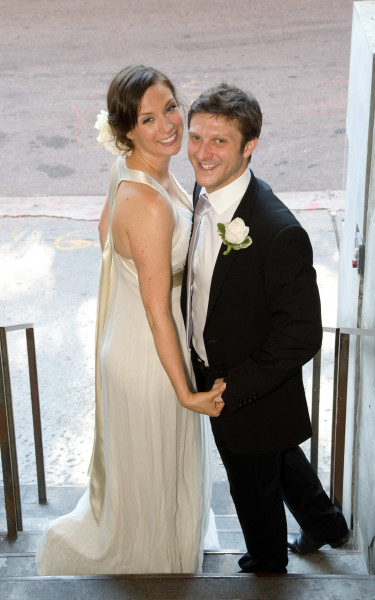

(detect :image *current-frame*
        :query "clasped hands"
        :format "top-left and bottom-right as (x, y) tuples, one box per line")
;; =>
(183, 377), (225, 417)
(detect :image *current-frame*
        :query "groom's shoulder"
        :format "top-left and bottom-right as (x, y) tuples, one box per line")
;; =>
(251, 174), (300, 230)
(252, 174), (285, 208)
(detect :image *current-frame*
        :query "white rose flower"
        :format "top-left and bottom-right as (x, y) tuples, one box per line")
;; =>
(94, 110), (130, 156)
(217, 218), (252, 255)
(224, 218), (249, 244)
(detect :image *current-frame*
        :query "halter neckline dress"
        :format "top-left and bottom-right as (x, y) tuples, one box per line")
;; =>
(36, 157), (216, 575)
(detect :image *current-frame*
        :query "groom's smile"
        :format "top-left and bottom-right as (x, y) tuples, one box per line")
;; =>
(188, 113), (257, 194)
(199, 162), (220, 170)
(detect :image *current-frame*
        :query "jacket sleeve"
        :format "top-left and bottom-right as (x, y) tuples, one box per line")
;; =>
(221, 224), (322, 412)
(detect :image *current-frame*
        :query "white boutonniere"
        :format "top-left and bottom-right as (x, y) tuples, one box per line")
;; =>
(217, 218), (252, 255)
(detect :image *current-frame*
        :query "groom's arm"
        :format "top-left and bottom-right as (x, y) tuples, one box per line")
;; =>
(220, 224), (322, 412)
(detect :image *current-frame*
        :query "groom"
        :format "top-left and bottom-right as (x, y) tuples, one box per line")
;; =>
(181, 83), (349, 573)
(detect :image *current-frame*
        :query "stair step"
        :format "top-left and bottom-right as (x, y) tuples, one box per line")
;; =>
(0, 555), (36, 577)
(0, 551), (368, 577)
(204, 549), (368, 575)
(0, 542), (368, 577)
(0, 532), (41, 553)
(1, 573), (375, 600)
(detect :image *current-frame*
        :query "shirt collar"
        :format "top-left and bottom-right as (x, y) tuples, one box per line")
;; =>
(204, 168), (251, 215)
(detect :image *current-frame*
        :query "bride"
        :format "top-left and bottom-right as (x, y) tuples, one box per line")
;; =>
(36, 65), (225, 575)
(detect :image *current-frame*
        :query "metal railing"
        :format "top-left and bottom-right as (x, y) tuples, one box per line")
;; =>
(311, 325), (375, 510)
(1, 322), (373, 538)
(0, 324), (46, 540)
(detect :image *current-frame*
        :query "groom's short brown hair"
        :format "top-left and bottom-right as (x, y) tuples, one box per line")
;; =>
(188, 83), (262, 152)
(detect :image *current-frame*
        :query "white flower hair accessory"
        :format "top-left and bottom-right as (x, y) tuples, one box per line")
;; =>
(94, 110), (130, 156)
(217, 218), (252, 255)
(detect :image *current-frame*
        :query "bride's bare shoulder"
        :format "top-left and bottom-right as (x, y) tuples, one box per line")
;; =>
(111, 183), (174, 245)
(115, 180), (172, 219)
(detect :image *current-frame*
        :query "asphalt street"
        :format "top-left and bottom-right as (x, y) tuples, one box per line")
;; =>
(1, 0), (353, 196)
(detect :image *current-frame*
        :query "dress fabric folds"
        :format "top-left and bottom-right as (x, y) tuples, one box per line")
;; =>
(36, 157), (215, 575)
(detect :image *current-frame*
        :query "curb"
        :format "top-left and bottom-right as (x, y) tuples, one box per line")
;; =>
(0, 191), (346, 221)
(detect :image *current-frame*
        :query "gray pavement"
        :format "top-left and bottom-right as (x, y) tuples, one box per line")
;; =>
(1, 0), (352, 196)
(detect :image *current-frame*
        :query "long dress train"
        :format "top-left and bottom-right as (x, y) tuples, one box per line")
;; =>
(36, 157), (216, 575)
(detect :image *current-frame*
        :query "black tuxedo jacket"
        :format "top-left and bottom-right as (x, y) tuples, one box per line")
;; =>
(181, 172), (322, 455)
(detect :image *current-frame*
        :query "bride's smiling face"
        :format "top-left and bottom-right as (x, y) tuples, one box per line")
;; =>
(127, 82), (183, 158)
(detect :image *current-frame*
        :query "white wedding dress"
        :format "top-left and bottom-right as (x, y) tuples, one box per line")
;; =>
(36, 157), (217, 575)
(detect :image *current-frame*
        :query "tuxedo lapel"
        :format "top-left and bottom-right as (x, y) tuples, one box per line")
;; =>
(206, 174), (258, 322)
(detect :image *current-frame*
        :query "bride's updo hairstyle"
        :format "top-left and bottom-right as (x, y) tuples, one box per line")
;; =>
(107, 65), (179, 154)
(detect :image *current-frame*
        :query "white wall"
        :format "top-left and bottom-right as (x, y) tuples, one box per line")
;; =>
(338, 1), (375, 573)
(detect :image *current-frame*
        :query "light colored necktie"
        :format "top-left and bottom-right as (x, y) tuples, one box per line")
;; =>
(186, 194), (211, 348)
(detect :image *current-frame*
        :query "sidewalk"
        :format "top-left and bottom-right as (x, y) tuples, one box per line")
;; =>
(0, 190), (345, 219)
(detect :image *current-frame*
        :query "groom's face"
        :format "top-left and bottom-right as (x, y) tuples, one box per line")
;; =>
(188, 113), (257, 194)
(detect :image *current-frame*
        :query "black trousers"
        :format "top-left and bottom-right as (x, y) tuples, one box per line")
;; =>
(280, 445), (348, 542)
(213, 431), (288, 573)
(193, 354), (348, 573)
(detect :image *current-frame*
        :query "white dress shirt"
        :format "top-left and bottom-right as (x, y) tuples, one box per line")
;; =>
(192, 168), (251, 365)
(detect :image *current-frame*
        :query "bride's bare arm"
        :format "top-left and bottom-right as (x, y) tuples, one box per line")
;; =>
(112, 182), (225, 417)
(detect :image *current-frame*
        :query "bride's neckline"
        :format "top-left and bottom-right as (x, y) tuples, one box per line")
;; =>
(120, 156), (192, 212)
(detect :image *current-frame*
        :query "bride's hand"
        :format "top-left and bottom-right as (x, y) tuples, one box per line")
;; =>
(181, 383), (226, 417)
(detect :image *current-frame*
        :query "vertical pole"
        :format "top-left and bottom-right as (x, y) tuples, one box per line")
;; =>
(330, 328), (341, 500)
(26, 327), (47, 504)
(310, 349), (322, 473)
(331, 333), (350, 510)
(0, 328), (18, 539)
(0, 329), (23, 530)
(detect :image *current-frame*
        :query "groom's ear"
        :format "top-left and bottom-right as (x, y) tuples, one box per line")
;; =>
(243, 138), (258, 159)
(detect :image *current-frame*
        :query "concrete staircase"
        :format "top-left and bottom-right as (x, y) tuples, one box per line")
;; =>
(0, 531), (369, 577)
(1, 574), (375, 600)
(0, 543), (374, 599)
(1, 485), (374, 599)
